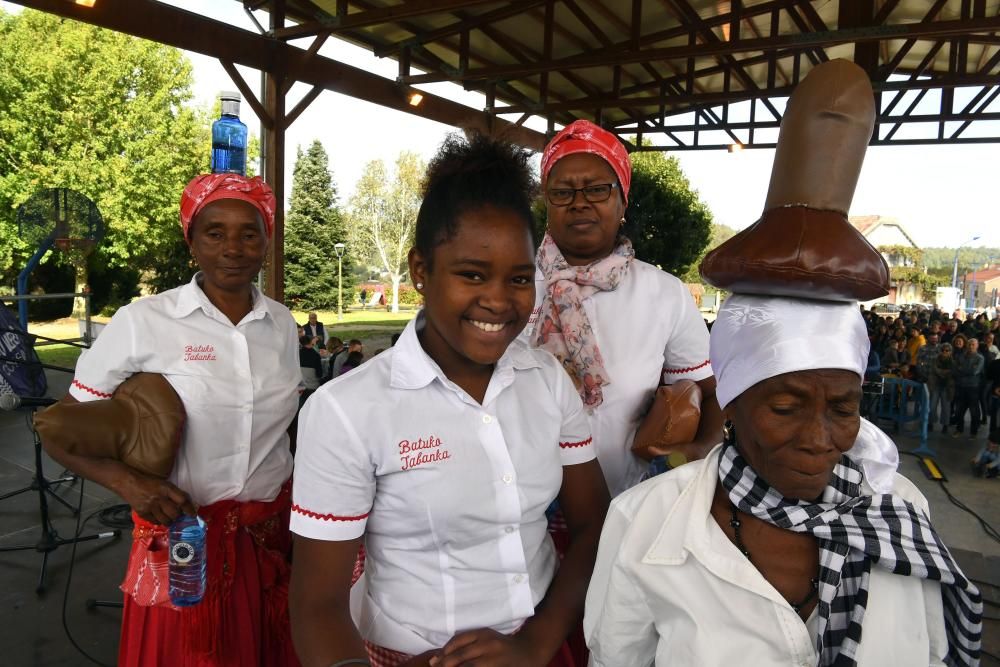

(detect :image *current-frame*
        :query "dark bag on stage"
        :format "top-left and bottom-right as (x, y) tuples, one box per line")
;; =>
(0, 301), (47, 398)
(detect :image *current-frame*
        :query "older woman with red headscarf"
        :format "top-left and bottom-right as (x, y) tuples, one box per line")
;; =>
(43, 174), (301, 666)
(528, 120), (723, 498)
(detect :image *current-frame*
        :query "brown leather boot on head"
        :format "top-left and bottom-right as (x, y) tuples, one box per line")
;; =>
(700, 59), (890, 302)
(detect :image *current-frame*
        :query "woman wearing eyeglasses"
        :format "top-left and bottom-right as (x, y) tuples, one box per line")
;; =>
(529, 120), (723, 499)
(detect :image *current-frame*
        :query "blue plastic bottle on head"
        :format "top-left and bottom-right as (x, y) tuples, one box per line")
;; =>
(211, 91), (247, 176)
(168, 514), (206, 607)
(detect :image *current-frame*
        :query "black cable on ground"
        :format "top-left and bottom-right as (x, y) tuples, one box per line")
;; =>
(900, 451), (1000, 545)
(61, 478), (119, 667)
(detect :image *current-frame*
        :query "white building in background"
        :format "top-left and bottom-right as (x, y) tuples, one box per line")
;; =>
(849, 215), (923, 305)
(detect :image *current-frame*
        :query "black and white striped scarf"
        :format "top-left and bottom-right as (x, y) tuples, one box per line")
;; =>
(718, 441), (982, 666)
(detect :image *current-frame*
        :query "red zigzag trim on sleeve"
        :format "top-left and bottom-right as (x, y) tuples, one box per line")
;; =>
(291, 504), (370, 522)
(71, 379), (113, 399)
(559, 437), (593, 449)
(663, 359), (711, 375)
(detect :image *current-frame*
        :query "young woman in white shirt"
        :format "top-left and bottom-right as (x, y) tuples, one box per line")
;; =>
(289, 135), (611, 667)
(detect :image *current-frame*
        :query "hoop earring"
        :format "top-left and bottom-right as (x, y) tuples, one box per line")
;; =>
(722, 420), (736, 445)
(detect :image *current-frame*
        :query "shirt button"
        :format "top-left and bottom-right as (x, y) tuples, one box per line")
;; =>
(502, 473), (513, 484)
(483, 414), (493, 424)
(513, 574), (525, 584)
(505, 526), (515, 534)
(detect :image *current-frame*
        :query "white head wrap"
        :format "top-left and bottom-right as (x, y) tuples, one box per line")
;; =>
(710, 294), (898, 492)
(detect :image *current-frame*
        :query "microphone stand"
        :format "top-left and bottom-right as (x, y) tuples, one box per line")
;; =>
(0, 406), (121, 594)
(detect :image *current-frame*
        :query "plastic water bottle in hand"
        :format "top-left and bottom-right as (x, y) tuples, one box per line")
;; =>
(169, 514), (206, 606)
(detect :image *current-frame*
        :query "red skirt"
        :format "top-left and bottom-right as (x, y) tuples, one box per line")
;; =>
(117, 482), (299, 667)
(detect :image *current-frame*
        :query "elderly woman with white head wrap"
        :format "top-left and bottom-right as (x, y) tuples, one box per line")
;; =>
(583, 60), (982, 667)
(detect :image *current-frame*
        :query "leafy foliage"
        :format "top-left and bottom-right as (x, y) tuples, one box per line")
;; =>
(681, 222), (738, 284)
(889, 266), (943, 301)
(346, 152), (424, 313)
(0, 9), (209, 303)
(623, 151), (713, 277)
(284, 140), (352, 310)
(533, 150), (714, 280)
(878, 244), (924, 266)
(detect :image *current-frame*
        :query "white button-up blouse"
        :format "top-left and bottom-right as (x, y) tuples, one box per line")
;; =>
(291, 316), (595, 655)
(584, 446), (949, 666)
(528, 259), (713, 497)
(69, 274), (300, 507)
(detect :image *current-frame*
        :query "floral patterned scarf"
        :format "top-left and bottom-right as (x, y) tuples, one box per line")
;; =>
(533, 233), (634, 410)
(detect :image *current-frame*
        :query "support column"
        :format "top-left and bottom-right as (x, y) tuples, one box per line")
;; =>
(262, 1), (287, 302)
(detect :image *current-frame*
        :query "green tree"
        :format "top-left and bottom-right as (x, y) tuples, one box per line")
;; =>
(284, 140), (352, 310)
(347, 152), (423, 313)
(624, 151), (713, 276)
(0, 9), (208, 313)
(532, 149), (714, 279)
(682, 222), (738, 283)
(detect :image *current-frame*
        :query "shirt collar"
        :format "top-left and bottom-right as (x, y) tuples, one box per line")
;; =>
(172, 272), (273, 325)
(642, 445), (724, 565)
(643, 444), (880, 567)
(390, 311), (542, 391)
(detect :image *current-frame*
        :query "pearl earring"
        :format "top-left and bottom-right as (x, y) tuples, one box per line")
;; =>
(416, 282), (424, 289)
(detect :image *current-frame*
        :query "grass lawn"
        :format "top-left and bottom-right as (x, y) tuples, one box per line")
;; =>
(290, 308), (418, 338)
(290, 308), (418, 327)
(34, 343), (84, 370)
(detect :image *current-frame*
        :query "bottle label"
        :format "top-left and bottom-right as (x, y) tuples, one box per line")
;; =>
(172, 541), (196, 565)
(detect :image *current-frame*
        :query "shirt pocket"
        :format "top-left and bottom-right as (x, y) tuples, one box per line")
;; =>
(158, 366), (240, 415)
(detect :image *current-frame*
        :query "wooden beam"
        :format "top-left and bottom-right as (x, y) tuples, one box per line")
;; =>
(400, 15), (1000, 84)
(9, 0), (546, 150)
(219, 60), (274, 129)
(263, 1), (286, 302)
(877, 0), (948, 79)
(375, 0), (546, 57)
(839, 0), (878, 75)
(272, 0), (503, 40)
(283, 85), (323, 129)
(503, 72), (1000, 115)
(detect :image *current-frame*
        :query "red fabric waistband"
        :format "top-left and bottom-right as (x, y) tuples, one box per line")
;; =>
(128, 479), (293, 658)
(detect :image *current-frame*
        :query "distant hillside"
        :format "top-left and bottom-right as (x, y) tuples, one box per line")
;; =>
(921, 247), (1000, 271)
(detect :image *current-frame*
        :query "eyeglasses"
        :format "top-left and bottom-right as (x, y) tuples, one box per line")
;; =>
(546, 182), (618, 206)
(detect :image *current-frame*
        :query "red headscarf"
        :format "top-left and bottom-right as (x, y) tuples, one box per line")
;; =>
(540, 120), (632, 204)
(179, 174), (276, 240)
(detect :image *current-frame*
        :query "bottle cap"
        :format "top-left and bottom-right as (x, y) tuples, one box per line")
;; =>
(219, 91), (241, 117)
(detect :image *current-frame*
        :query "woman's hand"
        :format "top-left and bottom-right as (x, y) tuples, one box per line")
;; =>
(115, 467), (196, 525)
(431, 629), (542, 667)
